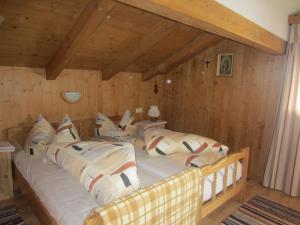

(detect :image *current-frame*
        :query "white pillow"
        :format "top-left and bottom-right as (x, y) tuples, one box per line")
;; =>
(24, 114), (55, 156)
(51, 114), (80, 144)
(95, 113), (117, 137)
(118, 110), (135, 130)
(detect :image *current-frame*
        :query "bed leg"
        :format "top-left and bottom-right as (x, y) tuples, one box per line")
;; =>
(239, 147), (249, 203)
(239, 188), (246, 203)
(239, 180), (248, 203)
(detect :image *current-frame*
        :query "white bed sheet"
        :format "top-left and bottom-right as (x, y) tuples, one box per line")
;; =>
(14, 151), (98, 225)
(14, 151), (164, 225)
(135, 149), (243, 201)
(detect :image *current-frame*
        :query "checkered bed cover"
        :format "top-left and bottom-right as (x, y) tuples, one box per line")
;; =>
(84, 168), (202, 225)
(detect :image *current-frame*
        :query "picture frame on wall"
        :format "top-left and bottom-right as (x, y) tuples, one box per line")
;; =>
(216, 53), (234, 76)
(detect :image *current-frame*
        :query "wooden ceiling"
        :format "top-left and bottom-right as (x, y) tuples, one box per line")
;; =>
(0, 0), (285, 80)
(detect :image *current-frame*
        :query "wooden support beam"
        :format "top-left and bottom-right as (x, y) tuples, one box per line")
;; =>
(46, 0), (116, 80)
(116, 0), (286, 55)
(143, 32), (223, 81)
(289, 12), (300, 24)
(101, 19), (177, 80)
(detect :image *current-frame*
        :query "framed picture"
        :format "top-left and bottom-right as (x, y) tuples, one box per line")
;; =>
(216, 53), (234, 76)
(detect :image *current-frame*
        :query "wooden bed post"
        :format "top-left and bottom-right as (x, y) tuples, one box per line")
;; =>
(239, 147), (250, 202)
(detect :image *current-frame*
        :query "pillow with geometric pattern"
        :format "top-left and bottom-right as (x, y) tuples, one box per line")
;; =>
(144, 128), (229, 156)
(118, 110), (135, 130)
(51, 114), (81, 144)
(24, 114), (55, 156)
(95, 113), (117, 137)
(95, 111), (137, 141)
(117, 110), (137, 139)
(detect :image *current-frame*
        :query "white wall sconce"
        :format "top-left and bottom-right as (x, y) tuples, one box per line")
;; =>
(62, 91), (82, 103)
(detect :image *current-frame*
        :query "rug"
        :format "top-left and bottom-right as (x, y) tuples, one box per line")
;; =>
(0, 205), (25, 225)
(221, 195), (300, 225)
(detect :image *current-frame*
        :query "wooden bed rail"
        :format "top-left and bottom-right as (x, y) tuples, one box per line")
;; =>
(199, 147), (250, 218)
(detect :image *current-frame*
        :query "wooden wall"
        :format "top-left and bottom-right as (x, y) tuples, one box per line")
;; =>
(162, 40), (285, 180)
(0, 39), (285, 180)
(0, 67), (163, 139)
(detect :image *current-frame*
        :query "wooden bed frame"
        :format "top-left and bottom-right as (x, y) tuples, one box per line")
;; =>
(199, 148), (249, 219)
(7, 118), (249, 225)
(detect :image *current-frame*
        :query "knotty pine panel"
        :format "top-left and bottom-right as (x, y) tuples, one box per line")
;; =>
(0, 67), (163, 139)
(162, 40), (285, 180)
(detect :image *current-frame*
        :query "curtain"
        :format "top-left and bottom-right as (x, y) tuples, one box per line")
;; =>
(263, 24), (300, 197)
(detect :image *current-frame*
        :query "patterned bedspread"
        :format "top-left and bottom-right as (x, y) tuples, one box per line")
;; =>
(46, 138), (141, 205)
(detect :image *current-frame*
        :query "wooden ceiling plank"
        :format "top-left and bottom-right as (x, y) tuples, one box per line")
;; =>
(46, 0), (116, 80)
(116, 0), (286, 55)
(101, 19), (178, 80)
(289, 12), (300, 24)
(143, 32), (223, 81)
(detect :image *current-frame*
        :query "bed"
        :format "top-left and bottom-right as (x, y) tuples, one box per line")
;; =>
(7, 118), (249, 224)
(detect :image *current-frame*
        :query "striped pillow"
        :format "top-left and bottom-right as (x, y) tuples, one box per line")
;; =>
(24, 114), (55, 156)
(51, 114), (80, 144)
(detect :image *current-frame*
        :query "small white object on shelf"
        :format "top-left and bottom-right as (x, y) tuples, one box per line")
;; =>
(0, 141), (15, 152)
(148, 105), (160, 121)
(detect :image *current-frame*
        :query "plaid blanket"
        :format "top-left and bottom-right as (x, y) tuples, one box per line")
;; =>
(84, 168), (202, 225)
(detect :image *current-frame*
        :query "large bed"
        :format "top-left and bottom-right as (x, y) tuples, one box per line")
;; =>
(8, 118), (249, 225)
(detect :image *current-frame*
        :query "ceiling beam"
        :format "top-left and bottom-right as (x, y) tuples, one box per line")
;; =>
(46, 0), (116, 80)
(116, 0), (286, 55)
(101, 19), (177, 80)
(143, 32), (223, 81)
(289, 12), (300, 24)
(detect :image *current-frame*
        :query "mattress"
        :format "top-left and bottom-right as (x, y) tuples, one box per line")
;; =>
(135, 149), (243, 202)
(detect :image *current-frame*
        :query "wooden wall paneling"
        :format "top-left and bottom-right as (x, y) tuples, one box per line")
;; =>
(101, 72), (165, 121)
(0, 67), (101, 139)
(143, 32), (223, 81)
(0, 0), (90, 67)
(102, 72), (141, 116)
(238, 48), (284, 180)
(46, 0), (116, 80)
(162, 40), (284, 179)
(0, 68), (166, 140)
(101, 18), (178, 80)
(206, 42), (246, 149)
(67, 3), (167, 72)
(116, 0), (286, 54)
(125, 25), (200, 73)
(139, 74), (165, 119)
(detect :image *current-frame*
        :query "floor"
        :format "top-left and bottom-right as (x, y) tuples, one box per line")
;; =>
(203, 180), (300, 225)
(1, 180), (300, 225)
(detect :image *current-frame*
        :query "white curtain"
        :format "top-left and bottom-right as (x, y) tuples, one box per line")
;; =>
(263, 24), (300, 197)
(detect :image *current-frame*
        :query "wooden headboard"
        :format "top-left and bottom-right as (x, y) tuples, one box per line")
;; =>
(7, 116), (122, 147)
